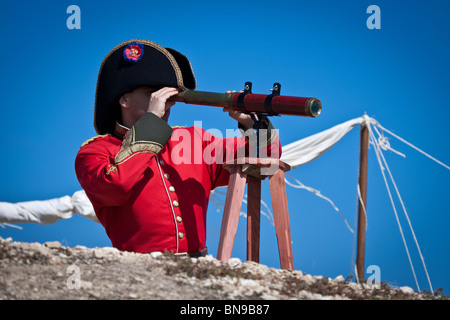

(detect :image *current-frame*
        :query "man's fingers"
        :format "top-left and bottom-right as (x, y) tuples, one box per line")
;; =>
(152, 87), (179, 99)
(147, 87), (180, 118)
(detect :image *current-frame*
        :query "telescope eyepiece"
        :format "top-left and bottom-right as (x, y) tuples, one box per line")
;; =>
(306, 98), (322, 117)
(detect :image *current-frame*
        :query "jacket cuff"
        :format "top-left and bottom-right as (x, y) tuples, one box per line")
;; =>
(115, 113), (173, 164)
(133, 112), (174, 145)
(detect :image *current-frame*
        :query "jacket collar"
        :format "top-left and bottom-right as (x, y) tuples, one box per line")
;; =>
(114, 121), (129, 139)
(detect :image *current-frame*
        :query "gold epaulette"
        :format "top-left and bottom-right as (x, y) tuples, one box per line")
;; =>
(80, 134), (111, 148)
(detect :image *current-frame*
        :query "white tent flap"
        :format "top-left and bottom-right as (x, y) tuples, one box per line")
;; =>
(0, 191), (98, 225)
(280, 117), (364, 168)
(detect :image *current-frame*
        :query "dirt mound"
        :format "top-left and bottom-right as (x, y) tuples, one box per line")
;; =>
(0, 236), (444, 300)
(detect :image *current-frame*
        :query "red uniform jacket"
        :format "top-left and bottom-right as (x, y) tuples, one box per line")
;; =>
(75, 113), (280, 254)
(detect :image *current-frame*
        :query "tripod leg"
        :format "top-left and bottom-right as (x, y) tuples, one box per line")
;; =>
(217, 166), (247, 261)
(247, 177), (261, 262)
(269, 169), (294, 270)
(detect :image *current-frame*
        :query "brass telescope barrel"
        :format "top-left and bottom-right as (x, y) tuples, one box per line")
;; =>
(170, 89), (322, 117)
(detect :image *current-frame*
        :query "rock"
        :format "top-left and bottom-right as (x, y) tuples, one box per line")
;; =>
(400, 286), (415, 295)
(150, 251), (163, 259)
(44, 241), (62, 249)
(334, 275), (345, 283)
(80, 280), (93, 289)
(303, 274), (315, 285)
(92, 249), (107, 259)
(260, 293), (279, 300)
(133, 277), (145, 284)
(227, 257), (242, 267)
(199, 254), (215, 261)
(292, 270), (303, 277)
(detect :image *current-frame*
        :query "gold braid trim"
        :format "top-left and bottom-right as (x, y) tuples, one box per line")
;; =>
(114, 127), (162, 165)
(80, 134), (111, 148)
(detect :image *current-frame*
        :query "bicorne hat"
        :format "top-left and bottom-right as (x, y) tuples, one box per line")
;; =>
(94, 39), (197, 135)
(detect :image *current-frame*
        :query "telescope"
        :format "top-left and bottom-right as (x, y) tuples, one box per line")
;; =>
(170, 82), (321, 118)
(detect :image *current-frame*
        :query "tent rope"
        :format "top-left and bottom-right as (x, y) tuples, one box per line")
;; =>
(284, 173), (354, 233)
(367, 119), (434, 293)
(370, 118), (450, 170)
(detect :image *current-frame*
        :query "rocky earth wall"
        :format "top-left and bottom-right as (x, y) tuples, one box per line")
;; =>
(0, 237), (445, 300)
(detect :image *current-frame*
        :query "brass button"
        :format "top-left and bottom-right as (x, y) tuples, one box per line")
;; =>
(164, 173), (170, 179)
(178, 232), (184, 239)
(176, 216), (183, 223)
(159, 159), (165, 165)
(169, 186), (175, 192)
(173, 200), (179, 207)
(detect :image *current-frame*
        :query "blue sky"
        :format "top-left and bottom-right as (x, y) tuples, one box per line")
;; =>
(1, 0), (449, 294)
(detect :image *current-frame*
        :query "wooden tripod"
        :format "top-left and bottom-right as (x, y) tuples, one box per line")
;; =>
(216, 157), (294, 270)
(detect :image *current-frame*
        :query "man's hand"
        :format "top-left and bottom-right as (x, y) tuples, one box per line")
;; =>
(147, 87), (179, 122)
(223, 90), (255, 130)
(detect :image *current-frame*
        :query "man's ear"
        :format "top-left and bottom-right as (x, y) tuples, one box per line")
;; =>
(119, 93), (130, 109)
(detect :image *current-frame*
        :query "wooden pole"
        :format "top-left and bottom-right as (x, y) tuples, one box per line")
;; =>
(269, 168), (295, 270)
(217, 166), (247, 261)
(247, 177), (261, 263)
(356, 122), (369, 281)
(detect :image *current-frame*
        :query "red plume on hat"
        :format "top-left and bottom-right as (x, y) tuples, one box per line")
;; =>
(94, 39), (196, 135)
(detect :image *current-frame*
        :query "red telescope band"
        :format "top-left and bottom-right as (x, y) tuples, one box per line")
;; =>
(171, 82), (322, 118)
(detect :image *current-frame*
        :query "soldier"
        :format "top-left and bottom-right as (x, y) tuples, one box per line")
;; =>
(75, 40), (281, 257)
